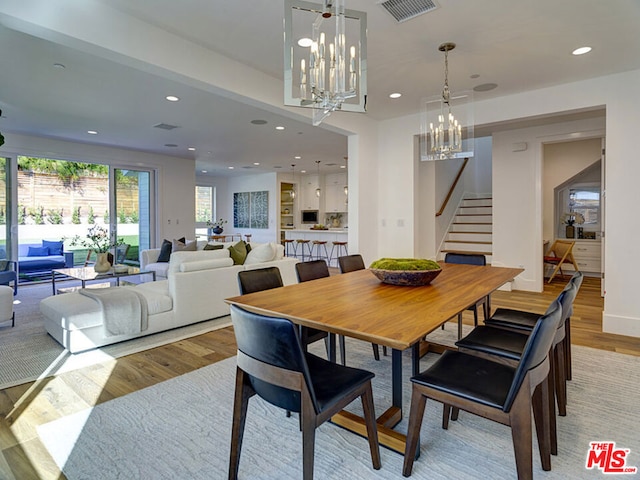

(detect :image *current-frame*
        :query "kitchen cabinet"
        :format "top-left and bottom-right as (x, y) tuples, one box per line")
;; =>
(324, 173), (348, 213)
(300, 174), (320, 210)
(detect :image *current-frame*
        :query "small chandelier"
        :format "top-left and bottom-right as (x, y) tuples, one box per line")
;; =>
(421, 42), (474, 161)
(290, 164), (297, 199)
(284, 0), (367, 126)
(315, 161), (322, 197)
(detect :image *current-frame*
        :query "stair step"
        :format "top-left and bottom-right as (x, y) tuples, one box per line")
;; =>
(458, 206), (492, 215)
(445, 240), (492, 245)
(448, 232), (492, 242)
(441, 248), (493, 256)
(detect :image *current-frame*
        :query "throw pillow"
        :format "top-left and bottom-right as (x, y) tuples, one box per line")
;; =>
(172, 239), (197, 252)
(228, 241), (249, 265)
(244, 242), (277, 265)
(204, 243), (224, 250)
(157, 239), (173, 262)
(42, 240), (63, 255)
(27, 246), (49, 257)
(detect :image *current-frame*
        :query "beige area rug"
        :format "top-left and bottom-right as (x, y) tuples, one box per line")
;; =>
(0, 283), (231, 390)
(37, 337), (640, 479)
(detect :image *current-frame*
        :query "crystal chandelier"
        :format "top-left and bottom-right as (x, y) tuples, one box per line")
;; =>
(284, 0), (367, 126)
(421, 42), (474, 161)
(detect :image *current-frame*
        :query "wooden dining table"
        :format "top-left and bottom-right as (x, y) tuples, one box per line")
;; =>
(225, 263), (523, 453)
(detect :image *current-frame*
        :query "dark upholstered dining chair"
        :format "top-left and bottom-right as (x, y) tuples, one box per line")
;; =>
(228, 305), (381, 480)
(295, 260), (346, 365)
(237, 266), (283, 295)
(403, 300), (563, 479)
(337, 254), (365, 274)
(337, 254), (386, 360)
(479, 271), (583, 416)
(444, 252), (488, 338)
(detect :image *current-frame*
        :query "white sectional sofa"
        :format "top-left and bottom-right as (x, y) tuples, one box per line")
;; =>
(40, 242), (299, 353)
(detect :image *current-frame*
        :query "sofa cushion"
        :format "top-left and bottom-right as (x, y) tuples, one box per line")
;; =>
(204, 243), (224, 250)
(27, 246), (49, 257)
(228, 241), (249, 265)
(42, 240), (64, 255)
(178, 257), (234, 272)
(172, 238), (197, 252)
(244, 242), (276, 265)
(157, 239), (173, 262)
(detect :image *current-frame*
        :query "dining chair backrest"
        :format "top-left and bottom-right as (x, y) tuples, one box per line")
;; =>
(237, 267), (283, 295)
(338, 254), (365, 273)
(296, 260), (330, 283)
(116, 243), (130, 264)
(444, 252), (486, 266)
(503, 299), (563, 411)
(230, 305), (319, 413)
(547, 272), (581, 324)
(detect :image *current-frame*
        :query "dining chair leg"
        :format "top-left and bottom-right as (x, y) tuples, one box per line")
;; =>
(457, 313), (463, 340)
(301, 397), (316, 480)
(361, 384), (382, 470)
(372, 343), (380, 361)
(546, 363), (558, 456)
(565, 318), (572, 381)
(229, 368), (253, 480)
(403, 388), (428, 477)
(554, 342), (567, 416)
(510, 392), (536, 479)
(532, 381), (552, 470)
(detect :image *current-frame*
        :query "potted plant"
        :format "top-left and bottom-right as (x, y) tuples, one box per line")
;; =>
(561, 211), (584, 239)
(207, 218), (228, 235)
(67, 225), (124, 272)
(369, 258), (442, 286)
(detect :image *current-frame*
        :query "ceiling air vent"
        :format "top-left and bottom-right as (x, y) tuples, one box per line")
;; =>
(153, 123), (180, 130)
(378, 0), (439, 23)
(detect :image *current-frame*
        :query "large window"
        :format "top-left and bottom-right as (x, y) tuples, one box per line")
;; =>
(569, 187), (600, 226)
(195, 185), (213, 224)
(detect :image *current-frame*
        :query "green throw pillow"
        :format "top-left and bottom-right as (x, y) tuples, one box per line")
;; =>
(204, 243), (224, 250)
(228, 241), (248, 265)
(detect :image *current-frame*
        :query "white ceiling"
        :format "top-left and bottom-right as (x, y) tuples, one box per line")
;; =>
(1, 0), (639, 176)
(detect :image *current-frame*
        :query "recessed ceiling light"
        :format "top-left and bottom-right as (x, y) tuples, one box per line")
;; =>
(253, 162), (260, 166)
(340, 165), (346, 169)
(572, 46), (592, 55)
(276, 126), (285, 130)
(164, 143), (178, 147)
(294, 155), (301, 159)
(470, 73), (480, 79)
(228, 166), (234, 170)
(87, 130), (98, 135)
(298, 37), (313, 47)
(202, 170), (207, 174)
(188, 147), (196, 151)
(53, 63), (66, 69)
(389, 92), (402, 99)
(473, 83), (498, 92)
(301, 170), (306, 173)
(165, 95), (180, 102)
(251, 119), (268, 125)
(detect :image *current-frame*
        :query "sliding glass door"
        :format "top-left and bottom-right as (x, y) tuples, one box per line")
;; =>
(111, 167), (154, 265)
(0, 156), (11, 260)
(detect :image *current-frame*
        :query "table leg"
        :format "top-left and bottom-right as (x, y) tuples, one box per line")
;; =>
(327, 333), (337, 363)
(52, 272), (57, 295)
(392, 348), (403, 409)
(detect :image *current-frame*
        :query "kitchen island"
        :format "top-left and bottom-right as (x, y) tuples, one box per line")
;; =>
(284, 229), (348, 267)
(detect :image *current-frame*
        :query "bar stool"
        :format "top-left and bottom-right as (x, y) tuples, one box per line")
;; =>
(330, 241), (348, 267)
(283, 239), (295, 257)
(295, 239), (312, 261)
(244, 234), (252, 243)
(311, 240), (329, 263)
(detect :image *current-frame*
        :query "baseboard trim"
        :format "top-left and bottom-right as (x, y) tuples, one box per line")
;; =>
(603, 312), (640, 338)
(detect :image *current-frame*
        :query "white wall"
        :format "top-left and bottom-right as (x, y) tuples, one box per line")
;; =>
(1, 132), (195, 245)
(543, 138), (602, 241)
(465, 136), (492, 194)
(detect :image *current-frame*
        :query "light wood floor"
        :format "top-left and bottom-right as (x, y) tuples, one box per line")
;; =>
(1, 276), (638, 479)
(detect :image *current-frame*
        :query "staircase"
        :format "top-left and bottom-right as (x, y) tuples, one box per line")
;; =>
(441, 196), (493, 264)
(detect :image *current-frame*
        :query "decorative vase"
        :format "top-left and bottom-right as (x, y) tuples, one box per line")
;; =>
(212, 226), (223, 235)
(94, 252), (112, 273)
(565, 225), (575, 239)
